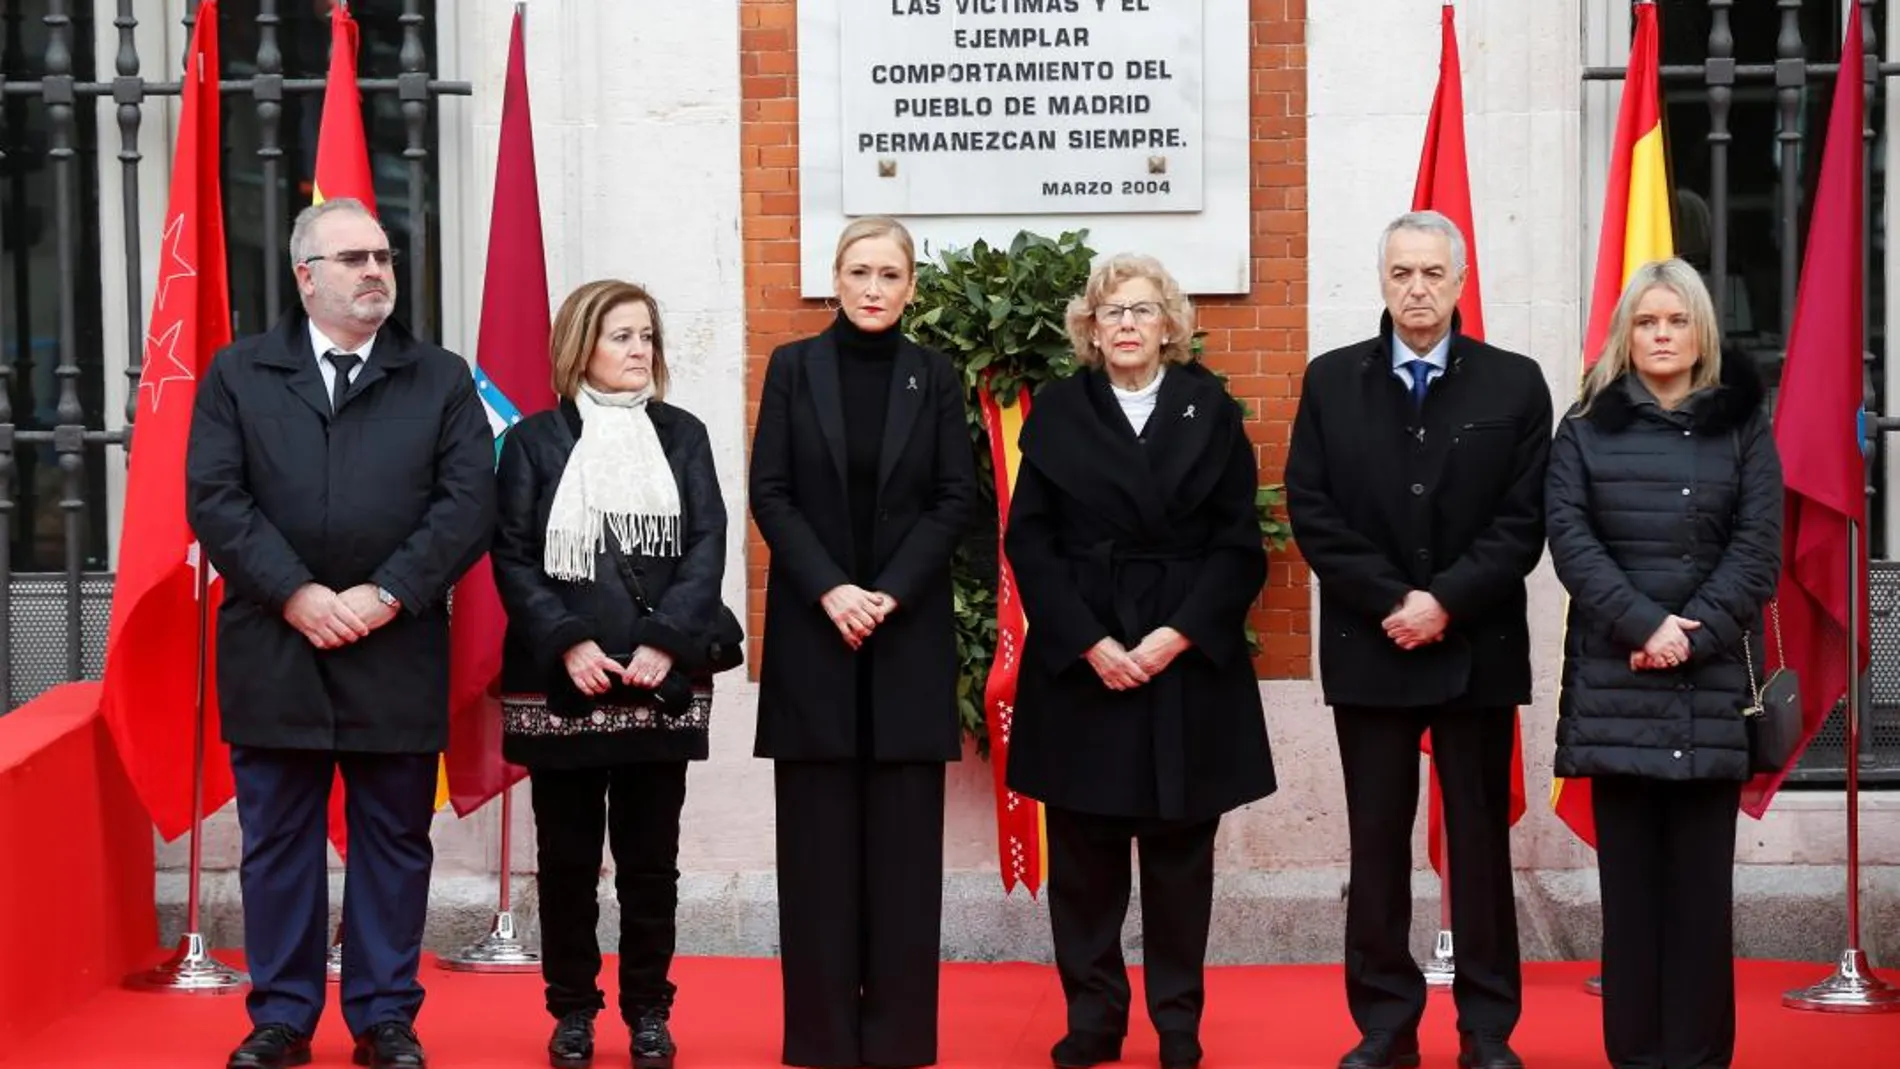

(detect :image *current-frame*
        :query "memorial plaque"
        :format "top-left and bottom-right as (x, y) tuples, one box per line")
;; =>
(841, 0), (1204, 215)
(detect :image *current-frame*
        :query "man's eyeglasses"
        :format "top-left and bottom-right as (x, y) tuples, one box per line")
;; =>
(1093, 301), (1164, 325)
(302, 248), (397, 268)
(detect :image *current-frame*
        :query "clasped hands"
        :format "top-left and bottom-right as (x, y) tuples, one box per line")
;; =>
(1629, 614), (1701, 672)
(562, 640), (675, 697)
(282, 582), (398, 650)
(821, 584), (898, 650)
(1383, 590), (1449, 650)
(1086, 627), (1190, 691)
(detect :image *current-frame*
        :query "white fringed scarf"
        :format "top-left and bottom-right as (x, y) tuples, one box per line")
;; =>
(543, 383), (681, 582)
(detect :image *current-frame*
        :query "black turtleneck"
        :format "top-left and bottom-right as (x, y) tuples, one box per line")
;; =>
(833, 312), (897, 580)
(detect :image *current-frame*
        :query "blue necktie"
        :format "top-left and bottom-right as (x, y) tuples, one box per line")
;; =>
(1404, 359), (1433, 412)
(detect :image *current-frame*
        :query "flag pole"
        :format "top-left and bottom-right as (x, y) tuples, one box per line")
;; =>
(126, 553), (247, 993)
(1422, 801), (1454, 989)
(436, 0), (540, 977)
(1784, 516), (1900, 1012)
(439, 782), (539, 972)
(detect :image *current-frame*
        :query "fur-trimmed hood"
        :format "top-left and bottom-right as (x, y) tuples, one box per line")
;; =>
(1581, 349), (1767, 435)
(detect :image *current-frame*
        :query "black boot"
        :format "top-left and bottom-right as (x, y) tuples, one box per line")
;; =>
(630, 1005), (677, 1069)
(548, 1009), (596, 1069)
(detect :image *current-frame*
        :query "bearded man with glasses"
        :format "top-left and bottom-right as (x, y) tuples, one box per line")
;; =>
(187, 196), (496, 1069)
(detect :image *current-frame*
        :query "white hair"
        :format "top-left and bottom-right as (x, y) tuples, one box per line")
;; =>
(1377, 210), (1468, 276)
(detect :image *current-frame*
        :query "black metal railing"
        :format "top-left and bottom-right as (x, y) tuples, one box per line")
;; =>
(0, 0), (468, 710)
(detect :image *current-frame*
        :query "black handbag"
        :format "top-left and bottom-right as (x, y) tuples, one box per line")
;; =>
(612, 553), (745, 675)
(1743, 600), (1803, 774)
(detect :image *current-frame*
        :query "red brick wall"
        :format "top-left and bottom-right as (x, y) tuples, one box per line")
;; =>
(739, 0), (1311, 679)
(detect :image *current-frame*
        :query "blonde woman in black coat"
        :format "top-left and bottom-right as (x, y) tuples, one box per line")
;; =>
(1546, 258), (1782, 1069)
(748, 216), (978, 1068)
(1004, 253), (1275, 1069)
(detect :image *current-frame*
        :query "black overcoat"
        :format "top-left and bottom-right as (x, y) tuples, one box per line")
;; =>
(1548, 356), (1783, 782)
(1285, 314), (1552, 709)
(1002, 363), (1276, 821)
(748, 325), (978, 762)
(185, 311), (496, 752)
(491, 399), (727, 766)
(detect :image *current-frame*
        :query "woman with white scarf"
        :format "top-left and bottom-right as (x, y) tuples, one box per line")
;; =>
(493, 279), (738, 1069)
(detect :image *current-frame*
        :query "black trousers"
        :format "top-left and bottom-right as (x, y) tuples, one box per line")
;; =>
(530, 760), (689, 1024)
(231, 747), (438, 1038)
(1593, 776), (1741, 1069)
(1334, 704), (1521, 1039)
(774, 760), (946, 1068)
(1045, 806), (1220, 1040)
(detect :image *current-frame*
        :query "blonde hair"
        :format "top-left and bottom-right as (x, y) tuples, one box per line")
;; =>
(1578, 258), (1721, 411)
(833, 216), (917, 278)
(548, 280), (669, 401)
(1065, 253), (1196, 367)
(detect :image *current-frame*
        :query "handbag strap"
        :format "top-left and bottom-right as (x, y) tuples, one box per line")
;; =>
(1742, 627), (1763, 709)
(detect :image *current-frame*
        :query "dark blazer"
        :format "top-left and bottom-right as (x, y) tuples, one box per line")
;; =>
(492, 399), (727, 766)
(1002, 364), (1276, 821)
(185, 311), (496, 752)
(1286, 314), (1552, 709)
(749, 324), (978, 762)
(1549, 356), (1782, 782)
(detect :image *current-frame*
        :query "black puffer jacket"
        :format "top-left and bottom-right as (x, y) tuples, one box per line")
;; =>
(1547, 355), (1783, 782)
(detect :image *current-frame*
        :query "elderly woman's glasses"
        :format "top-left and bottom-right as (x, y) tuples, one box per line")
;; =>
(1093, 301), (1163, 325)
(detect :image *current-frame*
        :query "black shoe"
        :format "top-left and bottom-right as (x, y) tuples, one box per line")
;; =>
(1051, 1030), (1123, 1069)
(1340, 1032), (1421, 1069)
(1159, 1030), (1203, 1069)
(352, 1021), (427, 1069)
(549, 1010), (597, 1069)
(228, 1025), (312, 1069)
(1458, 1034), (1524, 1069)
(630, 1006), (677, 1069)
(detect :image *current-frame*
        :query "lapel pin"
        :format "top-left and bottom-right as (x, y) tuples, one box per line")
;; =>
(1183, 404), (1197, 419)
(907, 375), (919, 391)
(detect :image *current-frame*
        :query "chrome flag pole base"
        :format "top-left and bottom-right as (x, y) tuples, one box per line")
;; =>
(1784, 950), (1900, 1013)
(437, 911), (541, 973)
(1422, 929), (1455, 989)
(125, 932), (248, 993)
(1584, 974), (1602, 997)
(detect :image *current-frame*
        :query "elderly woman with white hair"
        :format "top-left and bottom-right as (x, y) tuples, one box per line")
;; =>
(1003, 253), (1277, 1069)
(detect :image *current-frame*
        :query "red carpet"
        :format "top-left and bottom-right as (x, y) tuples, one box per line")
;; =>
(5, 956), (1897, 1067)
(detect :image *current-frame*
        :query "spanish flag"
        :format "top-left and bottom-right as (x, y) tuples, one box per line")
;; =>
(1553, 0), (1673, 847)
(312, 0), (375, 210)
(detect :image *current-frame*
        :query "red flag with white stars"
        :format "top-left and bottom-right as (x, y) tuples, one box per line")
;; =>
(99, 0), (234, 840)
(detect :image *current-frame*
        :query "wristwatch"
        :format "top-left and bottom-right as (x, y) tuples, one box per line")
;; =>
(376, 586), (400, 610)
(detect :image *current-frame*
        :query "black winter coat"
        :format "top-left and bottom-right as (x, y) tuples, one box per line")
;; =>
(1548, 357), (1783, 782)
(185, 312), (496, 752)
(492, 400), (727, 768)
(1003, 364), (1276, 821)
(749, 326), (978, 762)
(1286, 315), (1552, 709)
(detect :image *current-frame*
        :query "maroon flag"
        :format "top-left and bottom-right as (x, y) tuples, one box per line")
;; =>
(445, 6), (551, 815)
(1743, 10), (1869, 817)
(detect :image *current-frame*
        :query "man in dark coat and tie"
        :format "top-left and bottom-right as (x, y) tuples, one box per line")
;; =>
(187, 197), (496, 1069)
(1285, 211), (1551, 1069)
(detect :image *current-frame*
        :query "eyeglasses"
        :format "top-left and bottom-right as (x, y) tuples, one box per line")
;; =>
(302, 248), (397, 268)
(1093, 301), (1163, 325)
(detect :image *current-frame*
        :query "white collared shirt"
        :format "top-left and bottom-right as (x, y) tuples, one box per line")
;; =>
(308, 321), (377, 407)
(1390, 329), (1451, 389)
